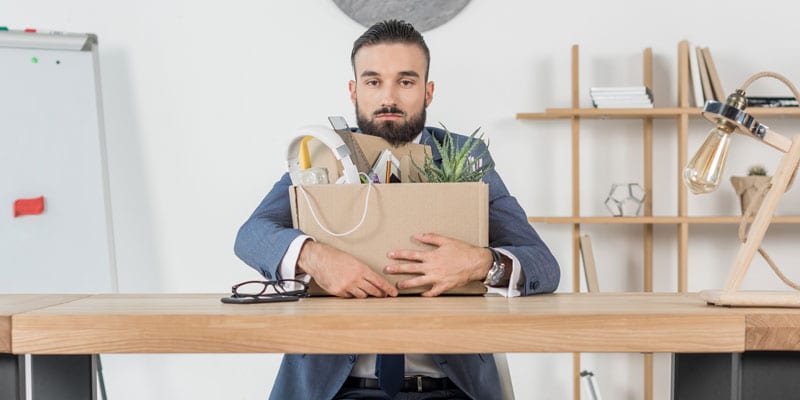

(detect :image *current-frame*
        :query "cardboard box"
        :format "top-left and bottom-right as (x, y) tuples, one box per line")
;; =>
(289, 182), (488, 295)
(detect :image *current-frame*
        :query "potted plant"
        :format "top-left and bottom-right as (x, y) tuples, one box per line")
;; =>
(730, 165), (771, 214)
(412, 125), (494, 183)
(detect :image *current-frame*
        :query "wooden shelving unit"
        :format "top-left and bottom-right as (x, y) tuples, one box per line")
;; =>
(529, 216), (800, 224)
(517, 42), (800, 400)
(518, 106), (800, 120)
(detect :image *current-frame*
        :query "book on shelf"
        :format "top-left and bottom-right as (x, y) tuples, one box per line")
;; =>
(687, 42), (704, 107)
(592, 101), (654, 109)
(746, 96), (799, 107)
(695, 47), (714, 103)
(702, 47), (726, 101)
(590, 86), (653, 108)
(590, 86), (653, 98)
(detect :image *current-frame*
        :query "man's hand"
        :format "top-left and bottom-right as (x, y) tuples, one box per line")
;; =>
(297, 241), (398, 298)
(385, 233), (493, 297)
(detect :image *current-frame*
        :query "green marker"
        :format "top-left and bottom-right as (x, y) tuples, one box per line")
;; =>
(0, 27), (8, 31)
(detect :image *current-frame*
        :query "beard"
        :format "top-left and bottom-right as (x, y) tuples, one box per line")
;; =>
(355, 103), (426, 147)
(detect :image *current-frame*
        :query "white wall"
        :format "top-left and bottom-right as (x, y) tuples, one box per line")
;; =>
(6, 0), (800, 399)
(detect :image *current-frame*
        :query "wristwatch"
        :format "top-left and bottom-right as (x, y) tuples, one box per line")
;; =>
(483, 247), (506, 286)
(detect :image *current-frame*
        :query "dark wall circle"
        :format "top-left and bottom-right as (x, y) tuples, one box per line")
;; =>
(333, 0), (471, 32)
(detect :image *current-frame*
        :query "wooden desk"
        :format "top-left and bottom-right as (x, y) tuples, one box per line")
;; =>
(0, 295), (89, 400)
(8, 292), (752, 354)
(1, 295), (88, 353)
(5, 292), (800, 400)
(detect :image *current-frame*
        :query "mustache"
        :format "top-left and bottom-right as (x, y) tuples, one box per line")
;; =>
(373, 107), (405, 116)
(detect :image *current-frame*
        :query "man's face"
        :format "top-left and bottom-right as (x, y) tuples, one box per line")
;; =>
(349, 43), (434, 146)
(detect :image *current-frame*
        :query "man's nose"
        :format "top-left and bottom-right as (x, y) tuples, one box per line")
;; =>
(380, 83), (399, 107)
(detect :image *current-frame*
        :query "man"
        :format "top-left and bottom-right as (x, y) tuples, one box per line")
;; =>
(235, 20), (559, 400)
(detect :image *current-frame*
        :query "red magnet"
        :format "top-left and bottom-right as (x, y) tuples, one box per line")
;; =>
(14, 196), (45, 217)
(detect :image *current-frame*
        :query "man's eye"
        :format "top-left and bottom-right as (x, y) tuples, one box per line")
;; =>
(400, 80), (415, 87)
(365, 80), (379, 86)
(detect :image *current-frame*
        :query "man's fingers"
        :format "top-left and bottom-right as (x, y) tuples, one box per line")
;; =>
(364, 272), (398, 297)
(413, 232), (448, 247)
(384, 262), (424, 275)
(359, 280), (389, 298)
(396, 275), (434, 290)
(348, 287), (369, 299)
(387, 249), (423, 262)
(421, 285), (447, 297)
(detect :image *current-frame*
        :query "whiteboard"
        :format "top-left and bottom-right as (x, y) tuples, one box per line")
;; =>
(0, 31), (117, 293)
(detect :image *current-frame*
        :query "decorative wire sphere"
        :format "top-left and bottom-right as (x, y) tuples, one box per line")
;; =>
(604, 183), (647, 217)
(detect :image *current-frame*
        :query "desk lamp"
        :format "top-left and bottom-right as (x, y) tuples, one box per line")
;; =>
(683, 72), (800, 307)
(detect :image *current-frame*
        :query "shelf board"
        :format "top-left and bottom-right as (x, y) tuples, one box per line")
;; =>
(528, 216), (800, 224)
(517, 107), (800, 120)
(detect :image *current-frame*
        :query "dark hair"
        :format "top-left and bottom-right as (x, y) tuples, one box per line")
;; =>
(351, 19), (430, 80)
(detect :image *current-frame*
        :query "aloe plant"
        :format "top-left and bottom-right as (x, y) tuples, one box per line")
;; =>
(412, 124), (494, 182)
(747, 165), (768, 176)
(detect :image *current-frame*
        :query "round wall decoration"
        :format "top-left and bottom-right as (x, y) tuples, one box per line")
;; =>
(332, 0), (471, 32)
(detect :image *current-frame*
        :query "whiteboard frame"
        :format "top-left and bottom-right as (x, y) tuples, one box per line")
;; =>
(0, 30), (118, 293)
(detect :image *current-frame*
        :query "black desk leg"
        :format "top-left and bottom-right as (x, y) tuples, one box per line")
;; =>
(672, 353), (740, 400)
(0, 353), (25, 400)
(31, 355), (96, 400)
(673, 352), (800, 400)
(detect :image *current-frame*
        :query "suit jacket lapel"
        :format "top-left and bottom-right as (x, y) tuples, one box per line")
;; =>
(419, 128), (443, 164)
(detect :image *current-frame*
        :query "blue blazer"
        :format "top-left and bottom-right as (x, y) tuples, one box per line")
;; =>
(234, 127), (560, 399)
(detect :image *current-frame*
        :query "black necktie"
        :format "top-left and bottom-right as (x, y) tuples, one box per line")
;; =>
(375, 354), (404, 396)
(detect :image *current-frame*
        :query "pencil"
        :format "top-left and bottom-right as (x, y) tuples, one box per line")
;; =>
(385, 160), (391, 183)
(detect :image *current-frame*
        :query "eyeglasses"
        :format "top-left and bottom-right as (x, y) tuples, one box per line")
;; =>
(230, 279), (309, 299)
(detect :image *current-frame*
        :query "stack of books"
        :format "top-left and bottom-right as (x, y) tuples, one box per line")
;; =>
(590, 86), (653, 109)
(687, 43), (726, 106)
(687, 42), (798, 108)
(746, 96), (799, 108)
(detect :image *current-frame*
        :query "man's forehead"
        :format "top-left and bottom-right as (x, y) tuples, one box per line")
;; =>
(353, 43), (427, 76)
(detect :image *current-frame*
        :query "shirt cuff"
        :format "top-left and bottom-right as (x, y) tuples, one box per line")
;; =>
(280, 235), (313, 282)
(484, 248), (522, 298)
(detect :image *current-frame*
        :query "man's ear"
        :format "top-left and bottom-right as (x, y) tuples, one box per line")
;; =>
(425, 81), (435, 107)
(348, 80), (357, 104)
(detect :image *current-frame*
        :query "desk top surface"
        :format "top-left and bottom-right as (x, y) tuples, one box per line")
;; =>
(0, 294), (88, 352)
(4, 292), (800, 354)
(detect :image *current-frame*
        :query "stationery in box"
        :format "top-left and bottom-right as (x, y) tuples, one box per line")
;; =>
(303, 132), (429, 184)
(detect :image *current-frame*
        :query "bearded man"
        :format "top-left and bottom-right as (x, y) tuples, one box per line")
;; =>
(234, 19), (559, 400)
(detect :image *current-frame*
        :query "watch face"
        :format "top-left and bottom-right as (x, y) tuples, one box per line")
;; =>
(485, 262), (505, 286)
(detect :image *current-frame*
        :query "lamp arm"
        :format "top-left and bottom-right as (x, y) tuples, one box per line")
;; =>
(740, 72), (800, 98)
(758, 127), (793, 153)
(723, 135), (800, 291)
(736, 72), (800, 153)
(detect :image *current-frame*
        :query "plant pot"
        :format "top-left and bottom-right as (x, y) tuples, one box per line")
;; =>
(730, 175), (771, 214)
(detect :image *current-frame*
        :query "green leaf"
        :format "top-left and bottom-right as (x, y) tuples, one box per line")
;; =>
(410, 123), (495, 183)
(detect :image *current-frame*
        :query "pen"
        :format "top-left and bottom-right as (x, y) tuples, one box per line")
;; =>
(385, 160), (391, 183)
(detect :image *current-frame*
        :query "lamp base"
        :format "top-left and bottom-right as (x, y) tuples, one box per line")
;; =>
(700, 290), (800, 308)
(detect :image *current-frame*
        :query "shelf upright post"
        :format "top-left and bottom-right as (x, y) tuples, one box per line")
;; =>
(677, 40), (691, 292)
(642, 47), (655, 400)
(642, 47), (654, 291)
(570, 44), (582, 400)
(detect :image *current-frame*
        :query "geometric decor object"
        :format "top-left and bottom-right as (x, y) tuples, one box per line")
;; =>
(604, 183), (646, 217)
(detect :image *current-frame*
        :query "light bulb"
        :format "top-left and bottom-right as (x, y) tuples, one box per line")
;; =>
(683, 125), (733, 194)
